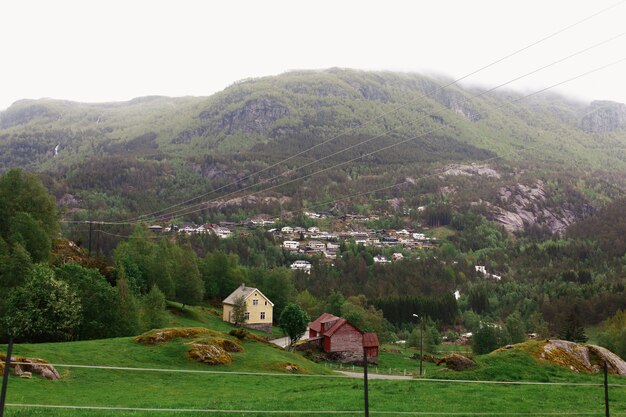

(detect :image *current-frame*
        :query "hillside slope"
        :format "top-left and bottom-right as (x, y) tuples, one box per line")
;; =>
(1, 69), (625, 228)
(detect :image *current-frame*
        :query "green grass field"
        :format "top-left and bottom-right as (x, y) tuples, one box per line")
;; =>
(2, 306), (626, 417)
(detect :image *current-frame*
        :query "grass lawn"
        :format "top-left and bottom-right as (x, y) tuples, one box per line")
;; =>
(2, 311), (626, 416)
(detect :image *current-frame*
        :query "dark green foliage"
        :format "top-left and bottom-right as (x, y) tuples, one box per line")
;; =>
(596, 309), (626, 359)
(505, 312), (526, 344)
(0, 169), (58, 238)
(55, 263), (118, 340)
(279, 303), (309, 348)
(2, 242), (33, 289)
(472, 323), (508, 355)
(5, 264), (82, 342)
(231, 296), (247, 326)
(249, 266), (295, 319)
(173, 244), (204, 308)
(558, 310), (588, 343)
(468, 283), (491, 314)
(9, 211), (52, 262)
(114, 266), (141, 336)
(374, 294), (458, 325)
(325, 291), (345, 316)
(567, 197), (626, 258)
(199, 251), (246, 300)
(0, 169), (58, 265)
(140, 285), (167, 331)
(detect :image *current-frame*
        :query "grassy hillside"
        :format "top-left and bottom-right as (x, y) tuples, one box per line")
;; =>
(1, 69), (625, 229)
(3, 306), (626, 417)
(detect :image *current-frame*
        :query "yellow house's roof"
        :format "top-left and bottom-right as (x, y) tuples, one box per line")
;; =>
(222, 283), (274, 306)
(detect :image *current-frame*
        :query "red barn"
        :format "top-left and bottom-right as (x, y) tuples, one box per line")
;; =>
(308, 313), (379, 363)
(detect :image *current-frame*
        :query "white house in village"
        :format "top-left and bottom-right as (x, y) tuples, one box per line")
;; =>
(281, 226), (294, 234)
(373, 255), (390, 264)
(290, 260), (312, 273)
(475, 265), (501, 280)
(212, 226), (232, 239)
(307, 240), (326, 251)
(282, 240), (300, 250)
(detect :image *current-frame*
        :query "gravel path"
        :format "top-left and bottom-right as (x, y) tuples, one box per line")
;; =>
(338, 371), (413, 380)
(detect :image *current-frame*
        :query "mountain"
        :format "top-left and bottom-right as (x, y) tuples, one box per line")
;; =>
(1, 69), (625, 231)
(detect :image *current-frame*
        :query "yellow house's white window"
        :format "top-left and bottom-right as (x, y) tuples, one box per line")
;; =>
(244, 312), (250, 321)
(260, 312), (266, 320)
(253, 299), (259, 306)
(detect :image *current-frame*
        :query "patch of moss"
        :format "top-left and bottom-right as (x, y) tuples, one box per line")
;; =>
(229, 328), (269, 343)
(274, 362), (307, 374)
(186, 341), (232, 365)
(134, 327), (218, 345)
(193, 337), (244, 353)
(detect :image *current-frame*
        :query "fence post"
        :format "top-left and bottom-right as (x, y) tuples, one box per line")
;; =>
(363, 348), (369, 417)
(604, 362), (610, 417)
(0, 336), (14, 417)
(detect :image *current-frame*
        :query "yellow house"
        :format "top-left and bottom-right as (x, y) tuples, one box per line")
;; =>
(222, 283), (274, 332)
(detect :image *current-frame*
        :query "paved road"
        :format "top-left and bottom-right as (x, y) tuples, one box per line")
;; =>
(338, 371), (413, 380)
(269, 336), (291, 348)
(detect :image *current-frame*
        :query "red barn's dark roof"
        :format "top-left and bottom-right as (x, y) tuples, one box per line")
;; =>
(363, 332), (380, 348)
(309, 313), (340, 333)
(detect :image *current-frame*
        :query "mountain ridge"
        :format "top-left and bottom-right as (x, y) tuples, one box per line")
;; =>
(1, 68), (625, 231)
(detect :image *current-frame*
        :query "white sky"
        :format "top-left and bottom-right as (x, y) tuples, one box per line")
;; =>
(1, 0), (626, 111)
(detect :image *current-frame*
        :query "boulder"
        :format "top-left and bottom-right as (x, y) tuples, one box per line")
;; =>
(435, 354), (476, 371)
(538, 339), (626, 375)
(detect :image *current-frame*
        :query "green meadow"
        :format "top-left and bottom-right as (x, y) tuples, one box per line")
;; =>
(2, 305), (626, 417)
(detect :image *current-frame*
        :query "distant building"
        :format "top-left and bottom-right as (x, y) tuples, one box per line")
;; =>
(282, 240), (300, 250)
(290, 260), (312, 273)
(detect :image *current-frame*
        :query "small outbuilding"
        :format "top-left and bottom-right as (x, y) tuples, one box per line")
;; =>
(308, 313), (379, 363)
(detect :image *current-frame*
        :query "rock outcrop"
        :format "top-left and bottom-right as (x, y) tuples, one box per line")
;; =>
(580, 101), (626, 132)
(537, 339), (626, 375)
(491, 181), (579, 234)
(206, 97), (290, 136)
(441, 163), (500, 178)
(0, 354), (61, 380)
(434, 353), (476, 371)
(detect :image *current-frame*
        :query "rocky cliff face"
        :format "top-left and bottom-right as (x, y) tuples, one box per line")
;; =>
(580, 100), (626, 132)
(491, 181), (582, 234)
(202, 97), (290, 136)
(420, 79), (481, 122)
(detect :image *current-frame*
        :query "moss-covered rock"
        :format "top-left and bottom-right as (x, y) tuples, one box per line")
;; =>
(0, 353), (60, 380)
(229, 328), (269, 343)
(134, 327), (218, 345)
(187, 341), (232, 365)
(193, 337), (243, 353)
(434, 354), (476, 371)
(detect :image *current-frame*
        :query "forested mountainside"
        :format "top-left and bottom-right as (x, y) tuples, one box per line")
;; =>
(1, 68), (625, 229)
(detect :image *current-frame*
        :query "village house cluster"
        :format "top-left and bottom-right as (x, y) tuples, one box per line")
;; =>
(148, 211), (437, 272)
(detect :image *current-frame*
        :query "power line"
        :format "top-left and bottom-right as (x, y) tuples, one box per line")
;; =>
(4, 404), (611, 415)
(118, 0), (626, 225)
(157, 55), (626, 221)
(127, 32), (626, 224)
(10, 361), (626, 387)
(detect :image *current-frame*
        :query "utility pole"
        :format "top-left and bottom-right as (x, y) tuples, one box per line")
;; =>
(0, 336), (14, 417)
(420, 318), (424, 376)
(88, 221), (93, 256)
(363, 347), (369, 417)
(605, 362), (610, 417)
(412, 314), (423, 376)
